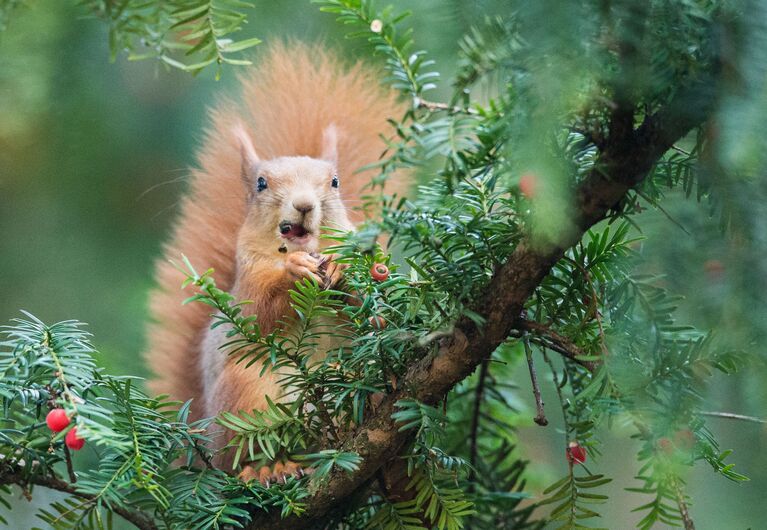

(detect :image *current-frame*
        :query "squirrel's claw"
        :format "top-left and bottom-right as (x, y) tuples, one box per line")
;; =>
(322, 254), (348, 290)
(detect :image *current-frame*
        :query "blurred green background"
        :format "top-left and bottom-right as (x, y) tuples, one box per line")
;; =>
(0, 1), (764, 528)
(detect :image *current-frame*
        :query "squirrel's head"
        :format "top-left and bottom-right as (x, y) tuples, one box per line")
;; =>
(234, 124), (351, 255)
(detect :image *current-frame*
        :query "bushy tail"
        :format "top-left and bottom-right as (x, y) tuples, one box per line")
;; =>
(144, 42), (405, 412)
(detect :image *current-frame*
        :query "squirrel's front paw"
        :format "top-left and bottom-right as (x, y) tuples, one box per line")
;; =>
(286, 251), (321, 283)
(321, 254), (348, 290)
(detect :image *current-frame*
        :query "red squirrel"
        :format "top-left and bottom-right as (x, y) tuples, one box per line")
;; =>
(144, 43), (405, 481)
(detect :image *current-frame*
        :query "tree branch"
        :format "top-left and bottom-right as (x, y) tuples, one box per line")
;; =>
(246, 72), (719, 530)
(0, 467), (158, 530)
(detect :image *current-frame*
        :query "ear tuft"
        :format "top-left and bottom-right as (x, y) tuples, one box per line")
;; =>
(320, 124), (338, 165)
(233, 123), (260, 187)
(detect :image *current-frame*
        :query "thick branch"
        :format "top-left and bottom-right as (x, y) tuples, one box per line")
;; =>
(247, 73), (718, 529)
(0, 468), (158, 530)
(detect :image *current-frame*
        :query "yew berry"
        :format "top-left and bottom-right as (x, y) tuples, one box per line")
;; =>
(673, 429), (696, 450)
(657, 437), (674, 455)
(65, 427), (85, 451)
(703, 259), (725, 281)
(370, 263), (390, 282)
(519, 173), (538, 199)
(566, 441), (587, 464)
(369, 316), (387, 329)
(46, 409), (71, 433)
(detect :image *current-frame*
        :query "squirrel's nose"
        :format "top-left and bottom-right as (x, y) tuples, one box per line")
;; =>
(293, 200), (315, 214)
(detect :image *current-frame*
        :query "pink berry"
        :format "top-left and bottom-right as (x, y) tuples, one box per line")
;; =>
(703, 259), (725, 281)
(566, 441), (587, 464)
(519, 173), (538, 199)
(370, 263), (390, 282)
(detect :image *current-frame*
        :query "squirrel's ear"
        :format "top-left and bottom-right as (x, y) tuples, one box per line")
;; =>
(233, 124), (260, 187)
(320, 124), (338, 165)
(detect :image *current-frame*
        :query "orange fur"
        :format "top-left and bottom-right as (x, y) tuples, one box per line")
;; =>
(144, 42), (406, 430)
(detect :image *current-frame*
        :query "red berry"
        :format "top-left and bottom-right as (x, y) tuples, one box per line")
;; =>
(369, 316), (387, 329)
(673, 429), (696, 450)
(519, 173), (538, 199)
(65, 427), (85, 451)
(657, 437), (674, 455)
(46, 409), (71, 433)
(703, 259), (725, 281)
(370, 263), (390, 282)
(566, 441), (587, 464)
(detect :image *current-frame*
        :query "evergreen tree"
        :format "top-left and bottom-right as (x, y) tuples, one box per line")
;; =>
(1, 1), (765, 529)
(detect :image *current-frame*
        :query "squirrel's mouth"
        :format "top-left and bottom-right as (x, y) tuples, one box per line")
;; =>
(279, 221), (312, 242)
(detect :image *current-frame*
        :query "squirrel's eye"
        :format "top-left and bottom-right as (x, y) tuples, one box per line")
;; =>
(331, 175), (339, 188)
(256, 176), (268, 192)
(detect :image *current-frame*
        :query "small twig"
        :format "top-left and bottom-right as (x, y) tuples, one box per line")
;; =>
(635, 189), (691, 235)
(523, 338), (548, 426)
(564, 254), (610, 357)
(189, 435), (215, 471)
(414, 96), (479, 115)
(281, 348), (339, 442)
(699, 411), (767, 424)
(63, 445), (76, 483)
(468, 359), (490, 488)
(313, 389), (339, 442)
(514, 320), (597, 372)
(541, 350), (570, 444)
(671, 144), (692, 156)
(671, 477), (696, 530)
